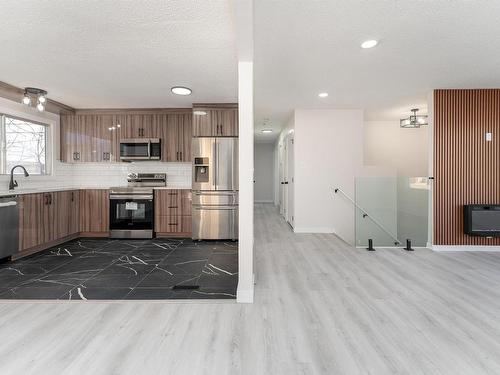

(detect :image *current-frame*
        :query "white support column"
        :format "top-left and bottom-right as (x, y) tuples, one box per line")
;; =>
(237, 60), (254, 303)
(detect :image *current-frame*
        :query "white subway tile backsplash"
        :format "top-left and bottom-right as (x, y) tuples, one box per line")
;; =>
(0, 161), (192, 191)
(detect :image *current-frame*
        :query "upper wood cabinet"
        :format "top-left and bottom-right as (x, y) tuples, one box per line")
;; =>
(61, 110), (192, 163)
(192, 106), (238, 137)
(157, 113), (192, 162)
(60, 114), (116, 162)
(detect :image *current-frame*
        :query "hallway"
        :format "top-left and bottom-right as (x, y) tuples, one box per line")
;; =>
(1, 204), (500, 374)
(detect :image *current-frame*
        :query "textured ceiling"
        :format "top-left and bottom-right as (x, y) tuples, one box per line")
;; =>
(0, 0), (237, 108)
(254, 0), (500, 140)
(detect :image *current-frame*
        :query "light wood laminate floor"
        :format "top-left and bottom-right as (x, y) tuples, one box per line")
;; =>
(2, 203), (500, 374)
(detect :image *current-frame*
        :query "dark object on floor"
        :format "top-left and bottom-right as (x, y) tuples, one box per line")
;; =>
(173, 285), (200, 290)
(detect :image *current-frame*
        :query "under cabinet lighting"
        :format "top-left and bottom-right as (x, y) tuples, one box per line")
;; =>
(193, 110), (207, 116)
(262, 129), (273, 133)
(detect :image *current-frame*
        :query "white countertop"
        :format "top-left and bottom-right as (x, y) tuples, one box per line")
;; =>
(0, 185), (191, 197)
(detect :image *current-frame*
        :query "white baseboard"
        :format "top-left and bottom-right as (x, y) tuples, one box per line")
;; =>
(293, 227), (335, 234)
(432, 245), (500, 252)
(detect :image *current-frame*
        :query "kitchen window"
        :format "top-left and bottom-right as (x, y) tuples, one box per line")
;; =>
(0, 114), (49, 175)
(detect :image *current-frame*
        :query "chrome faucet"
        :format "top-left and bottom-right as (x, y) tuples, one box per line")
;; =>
(9, 165), (30, 190)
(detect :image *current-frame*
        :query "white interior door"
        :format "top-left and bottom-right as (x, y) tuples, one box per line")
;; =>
(278, 141), (285, 216)
(286, 135), (294, 227)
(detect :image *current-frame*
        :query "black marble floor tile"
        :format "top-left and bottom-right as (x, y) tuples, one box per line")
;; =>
(192, 288), (237, 299)
(0, 269), (37, 288)
(159, 258), (209, 275)
(83, 264), (154, 288)
(0, 286), (72, 299)
(125, 249), (171, 264)
(61, 287), (133, 300)
(136, 271), (200, 288)
(198, 273), (238, 289)
(0, 238), (238, 300)
(18, 271), (97, 289)
(50, 253), (116, 275)
(206, 254), (239, 275)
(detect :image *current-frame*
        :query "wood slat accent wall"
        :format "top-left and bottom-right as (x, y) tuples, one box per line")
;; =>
(434, 89), (500, 245)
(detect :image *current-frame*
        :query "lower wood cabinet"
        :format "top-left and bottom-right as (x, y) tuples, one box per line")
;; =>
(19, 190), (80, 252)
(154, 189), (192, 236)
(79, 189), (109, 235)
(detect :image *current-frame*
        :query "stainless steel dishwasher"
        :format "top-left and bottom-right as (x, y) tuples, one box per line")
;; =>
(0, 195), (19, 259)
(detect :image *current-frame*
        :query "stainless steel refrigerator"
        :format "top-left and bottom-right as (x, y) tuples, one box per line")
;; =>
(192, 137), (238, 240)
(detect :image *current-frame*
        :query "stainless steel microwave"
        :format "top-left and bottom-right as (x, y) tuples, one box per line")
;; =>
(120, 138), (161, 161)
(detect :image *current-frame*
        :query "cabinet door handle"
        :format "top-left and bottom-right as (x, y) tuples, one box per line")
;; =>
(176, 151), (179, 161)
(179, 151), (182, 160)
(49, 194), (52, 205)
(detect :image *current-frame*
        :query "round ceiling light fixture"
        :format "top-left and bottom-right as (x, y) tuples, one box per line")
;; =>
(361, 39), (378, 49)
(22, 87), (48, 112)
(318, 92), (329, 98)
(171, 86), (192, 96)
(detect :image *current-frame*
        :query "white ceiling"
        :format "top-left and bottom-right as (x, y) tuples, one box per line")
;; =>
(0, 0), (237, 108)
(254, 0), (500, 141)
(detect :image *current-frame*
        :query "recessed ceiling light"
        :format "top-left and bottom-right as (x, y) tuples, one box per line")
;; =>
(193, 110), (207, 116)
(318, 92), (329, 98)
(361, 39), (378, 49)
(262, 129), (273, 133)
(171, 86), (192, 96)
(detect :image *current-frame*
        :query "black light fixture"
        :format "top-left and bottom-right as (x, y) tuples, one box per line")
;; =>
(400, 108), (428, 128)
(22, 87), (48, 112)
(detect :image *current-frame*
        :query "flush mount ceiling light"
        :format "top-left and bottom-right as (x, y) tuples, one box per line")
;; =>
(400, 108), (428, 128)
(193, 110), (207, 116)
(361, 39), (378, 49)
(171, 86), (192, 96)
(262, 129), (273, 133)
(22, 87), (48, 112)
(318, 92), (329, 98)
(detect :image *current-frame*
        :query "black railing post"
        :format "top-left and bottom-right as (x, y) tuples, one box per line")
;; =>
(366, 239), (375, 251)
(404, 239), (414, 251)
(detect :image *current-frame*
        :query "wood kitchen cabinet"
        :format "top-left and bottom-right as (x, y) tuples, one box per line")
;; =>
(18, 190), (80, 253)
(118, 114), (154, 139)
(79, 189), (109, 235)
(158, 113), (192, 162)
(154, 189), (192, 236)
(60, 114), (116, 162)
(192, 106), (238, 137)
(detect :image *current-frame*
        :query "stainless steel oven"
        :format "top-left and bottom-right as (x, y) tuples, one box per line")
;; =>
(109, 187), (154, 238)
(109, 173), (166, 238)
(120, 138), (161, 161)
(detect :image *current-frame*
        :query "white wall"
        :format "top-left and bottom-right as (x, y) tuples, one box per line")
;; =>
(293, 109), (364, 244)
(254, 142), (274, 202)
(364, 120), (429, 176)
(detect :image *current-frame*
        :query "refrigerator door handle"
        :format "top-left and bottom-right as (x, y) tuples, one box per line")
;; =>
(214, 138), (218, 189)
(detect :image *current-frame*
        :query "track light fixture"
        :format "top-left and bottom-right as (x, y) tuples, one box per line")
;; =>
(22, 87), (48, 112)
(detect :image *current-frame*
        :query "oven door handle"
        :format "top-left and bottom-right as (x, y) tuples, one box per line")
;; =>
(110, 195), (153, 200)
(147, 139), (151, 159)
